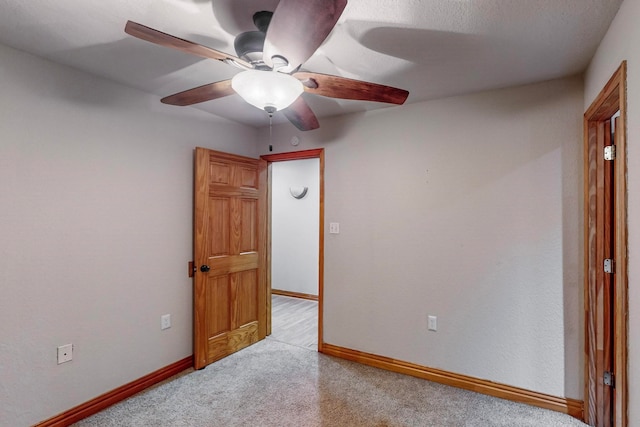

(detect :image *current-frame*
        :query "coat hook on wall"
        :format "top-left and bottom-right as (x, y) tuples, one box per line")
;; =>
(289, 186), (308, 199)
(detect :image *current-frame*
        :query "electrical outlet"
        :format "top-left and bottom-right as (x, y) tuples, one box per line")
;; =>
(428, 315), (437, 332)
(57, 344), (73, 364)
(329, 222), (340, 234)
(161, 314), (171, 330)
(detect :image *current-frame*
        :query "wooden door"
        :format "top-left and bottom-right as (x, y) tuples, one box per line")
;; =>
(593, 117), (615, 427)
(193, 147), (267, 370)
(584, 61), (628, 427)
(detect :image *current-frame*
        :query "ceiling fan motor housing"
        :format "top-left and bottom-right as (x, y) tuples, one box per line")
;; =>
(252, 11), (272, 32)
(234, 11), (273, 64)
(234, 30), (265, 63)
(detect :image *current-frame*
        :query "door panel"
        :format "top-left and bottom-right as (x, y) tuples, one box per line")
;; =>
(206, 276), (230, 337)
(209, 197), (230, 255)
(194, 147), (266, 369)
(240, 199), (258, 252)
(594, 119), (614, 427)
(235, 270), (258, 326)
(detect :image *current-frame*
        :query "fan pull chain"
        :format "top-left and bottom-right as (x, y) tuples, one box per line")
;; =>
(269, 113), (273, 147)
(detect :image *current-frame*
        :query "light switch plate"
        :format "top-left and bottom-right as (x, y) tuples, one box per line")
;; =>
(161, 314), (171, 330)
(428, 315), (437, 331)
(329, 223), (340, 234)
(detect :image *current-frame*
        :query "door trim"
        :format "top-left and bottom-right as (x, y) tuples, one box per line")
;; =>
(261, 148), (325, 351)
(583, 61), (628, 426)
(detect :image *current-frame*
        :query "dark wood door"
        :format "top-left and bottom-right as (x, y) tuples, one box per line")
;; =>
(193, 147), (267, 369)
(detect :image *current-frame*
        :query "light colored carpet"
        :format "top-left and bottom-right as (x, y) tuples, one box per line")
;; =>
(74, 339), (588, 426)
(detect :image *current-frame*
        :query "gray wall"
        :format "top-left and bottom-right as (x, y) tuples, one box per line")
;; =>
(0, 43), (258, 426)
(260, 76), (584, 399)
(271, 159), (320, 296)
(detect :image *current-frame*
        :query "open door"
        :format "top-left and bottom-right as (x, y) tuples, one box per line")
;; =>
(193, 147), (267, 370)
(584, 62), (628, 427)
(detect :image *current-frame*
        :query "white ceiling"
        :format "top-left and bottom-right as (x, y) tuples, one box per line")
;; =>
(0, 0), (623, 129)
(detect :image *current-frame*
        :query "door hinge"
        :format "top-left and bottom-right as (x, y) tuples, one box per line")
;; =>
(604, 145), (616, 160)
(604, 371), (615, 388)
(604, 258), (615, 274)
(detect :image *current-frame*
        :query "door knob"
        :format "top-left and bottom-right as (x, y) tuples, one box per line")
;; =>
(200, 265), (210, 273)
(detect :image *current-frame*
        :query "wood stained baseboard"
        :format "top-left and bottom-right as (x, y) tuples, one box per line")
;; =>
(35, 356), (193, 427)
(272, 289), (319, 301)
(321, 344), (584, 421)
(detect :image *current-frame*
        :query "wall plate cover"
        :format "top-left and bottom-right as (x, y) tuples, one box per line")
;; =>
(57, 344), (73, 364)
(428, 315), (437, 331)
(161, 314), (171, 330)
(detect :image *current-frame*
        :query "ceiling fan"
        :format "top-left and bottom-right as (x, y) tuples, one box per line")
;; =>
(124, 0), (409, 131)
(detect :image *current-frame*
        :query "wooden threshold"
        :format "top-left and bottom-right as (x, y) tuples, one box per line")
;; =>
(322, 344), (583, 420)
(272, 288), (319, 301)
(35, 356), (193, 426)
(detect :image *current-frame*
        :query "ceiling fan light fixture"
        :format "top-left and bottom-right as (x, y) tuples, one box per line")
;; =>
(231, 70), (303, 113)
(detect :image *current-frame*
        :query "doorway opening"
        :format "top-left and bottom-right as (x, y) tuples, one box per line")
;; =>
(261, 149), (325, 352)
(583, 61), (628, 427)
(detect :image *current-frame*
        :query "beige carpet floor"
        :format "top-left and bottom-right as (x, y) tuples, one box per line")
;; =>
(74, 338), (588, 426)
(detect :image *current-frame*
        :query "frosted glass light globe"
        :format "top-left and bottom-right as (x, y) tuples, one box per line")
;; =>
(232, 70), (303, 112)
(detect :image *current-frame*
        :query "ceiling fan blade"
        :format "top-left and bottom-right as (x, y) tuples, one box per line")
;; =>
(125, 21), (252, 69)
(294, 71), (409, 105)
(282, 97), (320, 131)
(263, 0), (347, 70)
(161, 80), (235, 106)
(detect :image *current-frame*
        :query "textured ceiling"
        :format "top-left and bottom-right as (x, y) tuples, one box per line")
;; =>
(0, 0), (623, 128)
